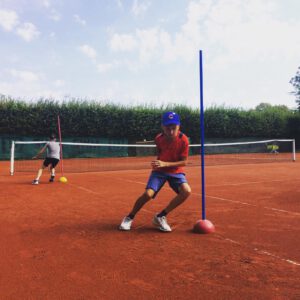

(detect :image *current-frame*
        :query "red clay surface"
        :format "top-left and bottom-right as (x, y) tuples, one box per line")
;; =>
(0, 160), (299, 299)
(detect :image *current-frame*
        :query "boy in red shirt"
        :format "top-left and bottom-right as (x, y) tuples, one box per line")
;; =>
(119, 111), (191, 232)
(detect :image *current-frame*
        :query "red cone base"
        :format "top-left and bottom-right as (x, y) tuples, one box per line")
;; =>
(193, 219), (215, 234)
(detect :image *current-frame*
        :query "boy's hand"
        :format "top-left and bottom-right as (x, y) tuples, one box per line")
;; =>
(151, 160), (166, 169)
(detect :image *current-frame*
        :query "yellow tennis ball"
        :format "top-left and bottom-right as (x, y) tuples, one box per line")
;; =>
(59, 176), (68, 183)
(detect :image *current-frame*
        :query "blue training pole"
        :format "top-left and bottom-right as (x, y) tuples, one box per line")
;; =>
(199, 50), (206, 220)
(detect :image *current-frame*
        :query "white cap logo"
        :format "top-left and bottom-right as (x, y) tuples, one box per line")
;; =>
(168, 113), (174, 119)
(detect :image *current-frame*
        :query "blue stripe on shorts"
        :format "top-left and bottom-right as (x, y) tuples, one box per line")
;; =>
(146, 171), (188, 198)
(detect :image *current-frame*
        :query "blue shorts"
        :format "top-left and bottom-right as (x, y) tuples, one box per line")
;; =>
(146, 171), (188, 199)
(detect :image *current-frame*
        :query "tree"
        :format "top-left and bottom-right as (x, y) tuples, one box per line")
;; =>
(290, 66), (300, 111)
(254, 103), (289, 112)
(255, 103), (272, 111)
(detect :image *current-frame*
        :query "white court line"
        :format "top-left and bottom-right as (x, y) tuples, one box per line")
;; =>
(266, 207), (299, 214)
(69, 183), (100, 195)
(68, 182), (154, 214)
(68, 179), (300, 267)
(254, 249), (300, 266)
(207, 178), (300, 187)
(117, 178), (300, 266)
(223, 238), (300, 266)
(195, 193), (256, 206)
(119, 179), (300, 216)
(194, 193), (300, 216)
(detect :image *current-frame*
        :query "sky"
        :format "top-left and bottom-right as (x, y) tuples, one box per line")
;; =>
(0, 0), (300, 109)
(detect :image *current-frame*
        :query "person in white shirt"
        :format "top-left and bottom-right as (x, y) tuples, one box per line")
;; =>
(32, 134), (60, 185)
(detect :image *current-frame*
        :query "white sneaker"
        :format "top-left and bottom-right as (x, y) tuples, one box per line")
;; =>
(119, 216), (133, 231)
(153, 215), (172, 232)
(32, 179), (39, 185)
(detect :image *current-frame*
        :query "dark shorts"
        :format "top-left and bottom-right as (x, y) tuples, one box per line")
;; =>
(146, 171), (188, 199)
(43, 157), (60, 168)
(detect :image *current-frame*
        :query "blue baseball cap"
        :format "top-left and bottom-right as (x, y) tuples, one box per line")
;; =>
(162, 111), (180, 126)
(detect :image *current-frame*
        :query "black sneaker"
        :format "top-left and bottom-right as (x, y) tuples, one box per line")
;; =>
(32, 179), (39, 185)
(49, 176), (55, 182)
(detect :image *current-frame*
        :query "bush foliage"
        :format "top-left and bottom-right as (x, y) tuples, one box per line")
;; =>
(0, 96), (299, 146)
(290, 66), (300, 111)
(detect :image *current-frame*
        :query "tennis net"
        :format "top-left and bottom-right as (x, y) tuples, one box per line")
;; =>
(10, 139), (296, 174)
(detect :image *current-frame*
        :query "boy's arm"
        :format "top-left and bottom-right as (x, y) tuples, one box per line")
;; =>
(152, 137), (189, 169)
(33, 144), (47, 159)
(151, 157), (187, 169)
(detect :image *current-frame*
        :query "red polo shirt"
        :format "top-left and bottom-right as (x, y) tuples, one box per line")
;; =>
(155, 132), (189, 174)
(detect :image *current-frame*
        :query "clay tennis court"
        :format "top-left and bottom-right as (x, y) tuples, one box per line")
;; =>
(0, 159), (299, 299)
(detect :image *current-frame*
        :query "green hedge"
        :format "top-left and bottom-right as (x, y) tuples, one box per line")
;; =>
(0, 96), (299, 145)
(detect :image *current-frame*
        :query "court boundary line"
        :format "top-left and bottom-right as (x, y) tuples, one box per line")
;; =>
(68, 179), (300, 267)
(119, 179), (300, 217)
(223, 237), (300, 266)
(194, 193), (300, 216)
(206, 178), (300, 187)
(68, 182), (154, 215)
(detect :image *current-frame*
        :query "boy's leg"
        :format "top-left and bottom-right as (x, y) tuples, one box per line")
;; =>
(34, 157), (52, 182)
(128, 189), (155, 217)
(119, 172), (167, 231)
(51, 167), (55, 176)
(49, 159), (59, 182)
(49, 166), (55, 182)
(164, 183), (191, 214)
(119, 189), (154, 231)
(33, 162), (46, 184)
(153, 181), (191, 232)
(32, 169), (43, 184)
(35, 168), (44, 180)
(129, 171), (167, 218)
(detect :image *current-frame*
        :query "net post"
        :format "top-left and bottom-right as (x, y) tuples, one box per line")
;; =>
(292, 139), (296, 161)
(199, 50), (206, 220)
(10, 140), (15, 175)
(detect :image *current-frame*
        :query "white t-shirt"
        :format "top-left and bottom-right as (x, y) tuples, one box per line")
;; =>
(46, 141), (60, 160)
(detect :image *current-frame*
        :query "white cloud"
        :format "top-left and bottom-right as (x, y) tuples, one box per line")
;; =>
(43, 0), (51, 8)
(136, 28), (160, 63)
(159, 31), (175, 63)
(131, 0), (151, 17)
(97, 63), (115, 73)
(116, 0), (123, 9)
(79, 44), (97, 60)
(108, 25), (197, 65)
(109, 33), (137, 51)
(0, 82), (15, 96)
(2, 0), (299, 109)
(9, 69), (40, 82)
(101, 0), (300, 109)
(0, 71), (67, 100)
(49, 9), (61, 21)
(74, 14), (86, 26)
(182, 0), (210, 35)
(16, 22), (40, 42)
(54, 80), (65, 87)
(0, 9), (19, 31)
(42, 0), (61, 21)
(109, 0), (300, 68)
(204, 1), (300, 71)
